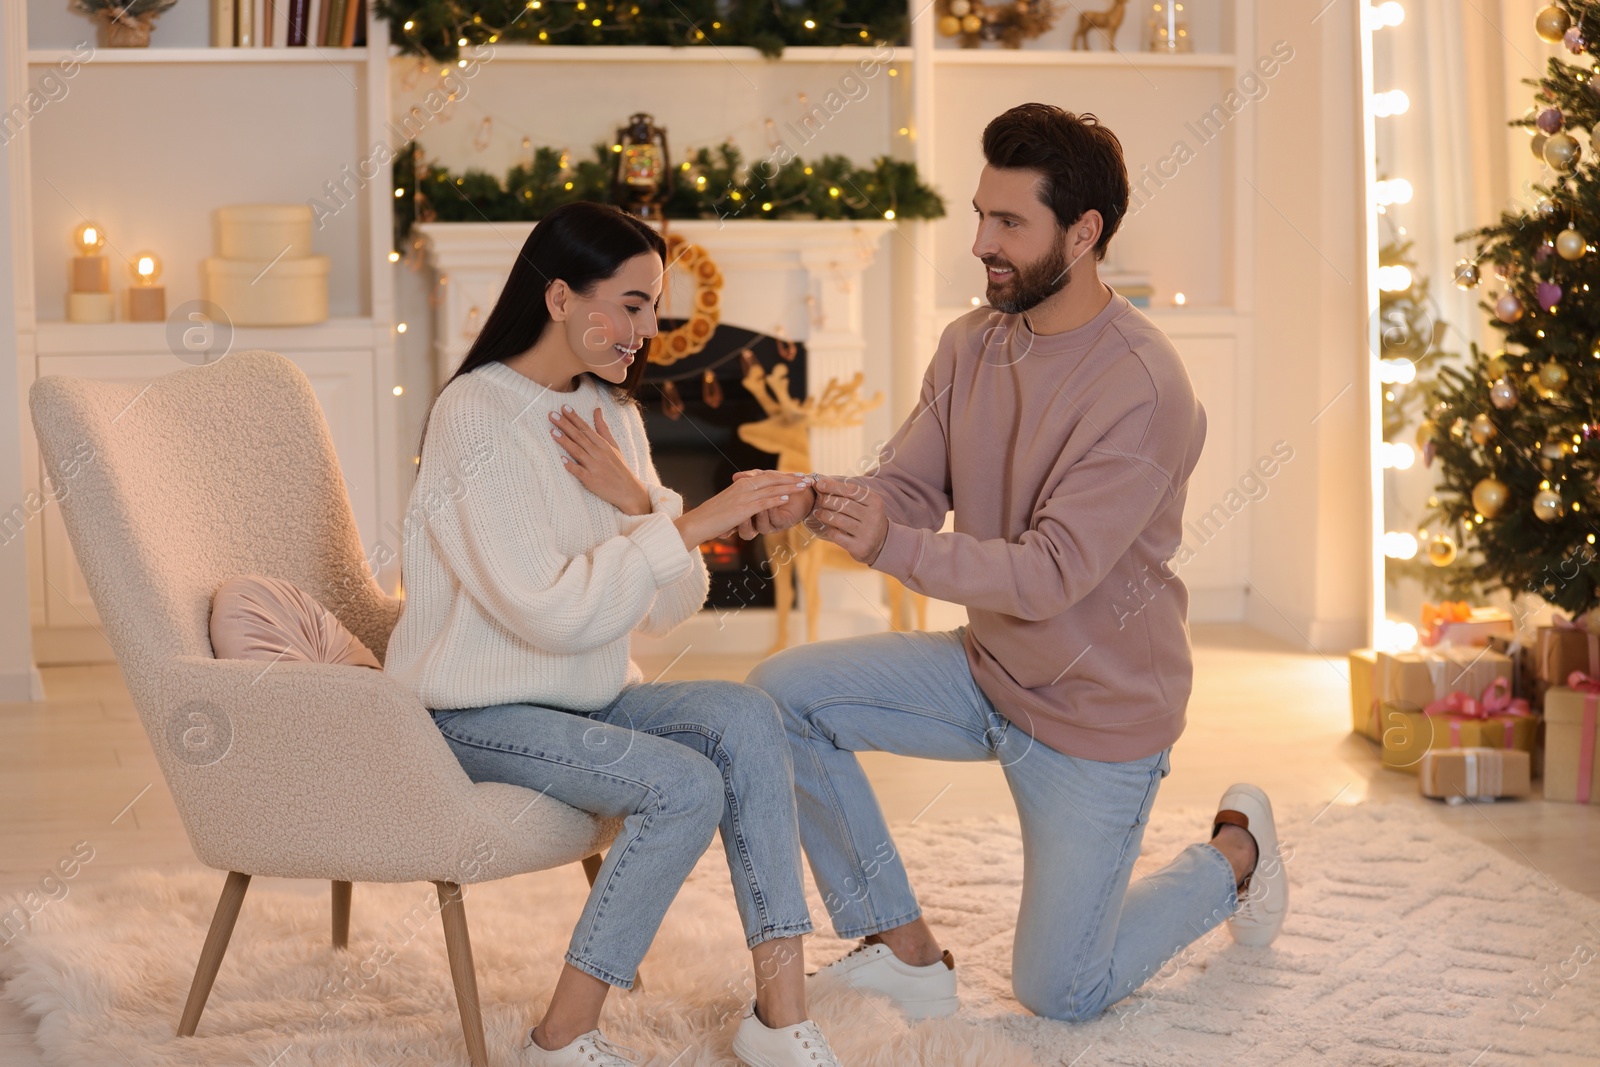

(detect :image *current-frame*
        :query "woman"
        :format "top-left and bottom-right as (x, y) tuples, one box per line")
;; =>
(384, 201), (841, 1067)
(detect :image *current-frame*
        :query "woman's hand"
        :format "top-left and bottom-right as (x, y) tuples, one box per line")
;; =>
(728, 469), (817, 539)
(549, 406), (652, 516)
(675, 472), (814, 549)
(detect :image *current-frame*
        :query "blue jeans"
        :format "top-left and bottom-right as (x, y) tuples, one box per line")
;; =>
(430, 680), (814, 990)
(746, 628), (1239, 1022)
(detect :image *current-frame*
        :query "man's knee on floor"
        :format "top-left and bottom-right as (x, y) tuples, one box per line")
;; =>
(1012, 971), (1113, 1024)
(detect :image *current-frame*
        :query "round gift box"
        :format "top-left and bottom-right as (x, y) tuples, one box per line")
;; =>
(215, 204), (315, 260)
(203, 255), (329, 326)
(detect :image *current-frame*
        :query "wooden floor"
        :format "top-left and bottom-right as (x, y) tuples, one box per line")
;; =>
(3, 622), (1597, 1062)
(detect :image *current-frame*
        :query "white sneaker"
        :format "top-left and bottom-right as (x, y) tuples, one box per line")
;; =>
(808, 940), (958, 1019)
(1214, 783), (1288, 948)
(518, 1025), (638, 1066)
(731, 1003), (844, 1066)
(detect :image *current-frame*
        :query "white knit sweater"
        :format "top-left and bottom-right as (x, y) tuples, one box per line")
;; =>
(384, 359), (709, 712)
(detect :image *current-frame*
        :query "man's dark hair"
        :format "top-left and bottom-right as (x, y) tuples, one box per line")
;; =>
(980, 104), (1130, 261)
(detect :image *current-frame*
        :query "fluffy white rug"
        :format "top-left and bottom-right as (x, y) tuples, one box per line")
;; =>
(3, 803), (1599, 1066)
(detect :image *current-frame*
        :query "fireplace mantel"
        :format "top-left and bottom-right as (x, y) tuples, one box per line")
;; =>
(416, 219), (895, 475)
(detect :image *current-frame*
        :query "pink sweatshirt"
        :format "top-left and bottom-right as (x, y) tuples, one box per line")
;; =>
(865, 290), (1207, 762)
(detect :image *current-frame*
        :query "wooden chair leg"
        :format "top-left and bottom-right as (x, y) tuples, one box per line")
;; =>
(177, 871), (251, 1037)
(579, 854), (642, 992)
(331, 880), (352, 950)
(435, 881), (489, 1067)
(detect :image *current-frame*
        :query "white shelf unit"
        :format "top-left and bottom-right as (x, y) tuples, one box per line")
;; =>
(9, 2), (399, 664)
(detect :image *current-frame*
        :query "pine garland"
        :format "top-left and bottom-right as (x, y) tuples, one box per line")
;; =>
(1422, 1), (1600, 617)
(392, 139), (944, 248)
(375, 0), (909, 61)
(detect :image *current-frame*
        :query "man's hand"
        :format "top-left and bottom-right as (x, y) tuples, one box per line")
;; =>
(812, 474), (890, 564)
(730, 469), (816, 539)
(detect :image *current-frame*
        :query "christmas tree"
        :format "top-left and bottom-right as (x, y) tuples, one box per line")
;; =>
(1424, 1), (1600, 620)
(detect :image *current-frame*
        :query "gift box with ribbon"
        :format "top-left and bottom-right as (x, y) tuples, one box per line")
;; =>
(1380, 676), (1537, 774)
(1419, 747), (1532, 800)
(1535, 618), (1600, 703)
(1373, 645), (1513, 713)
(1542, 670), (1600, 804)
(1486, 634), (1536, 701)
(1350, 649), (1379, 740)
(1420, 601), (1514, 648)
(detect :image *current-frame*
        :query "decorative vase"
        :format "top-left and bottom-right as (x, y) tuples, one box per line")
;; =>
(104, 14), (154, 47)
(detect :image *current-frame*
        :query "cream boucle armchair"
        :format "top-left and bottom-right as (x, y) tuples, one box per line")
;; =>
(28, 350), (621, 1066)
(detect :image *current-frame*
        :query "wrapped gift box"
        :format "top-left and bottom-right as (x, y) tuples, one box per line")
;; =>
(1542, 681), (1600, 804)
(1350, 649), (1379, 740)
(1534, 623), (1600, 703)
(1420, 747), (1532, 800)
(1373, 646), (1513, 712)
(1420, 602), (1514, 648)
(1379, 677), (1536, 775)
(1487, 634), (1536, 702)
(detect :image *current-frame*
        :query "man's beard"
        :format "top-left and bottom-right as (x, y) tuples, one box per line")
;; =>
(983, 242), (1071, 315)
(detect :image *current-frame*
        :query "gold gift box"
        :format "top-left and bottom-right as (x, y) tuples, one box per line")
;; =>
(1378, 704), (1538, 776)
(1349, 649), (1379, 740)
(1419, 747), (1531, 800)
(1542, 685), (1600, 804)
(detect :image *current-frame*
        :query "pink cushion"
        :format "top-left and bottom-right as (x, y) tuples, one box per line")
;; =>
(210, 575), (380, 669)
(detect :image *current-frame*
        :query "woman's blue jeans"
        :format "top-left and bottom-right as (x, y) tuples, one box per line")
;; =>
(746, 627), (1240, 1022)
(430, 680), (814, 990)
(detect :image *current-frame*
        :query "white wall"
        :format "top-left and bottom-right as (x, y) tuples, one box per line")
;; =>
(1243, 2), (1370, 652)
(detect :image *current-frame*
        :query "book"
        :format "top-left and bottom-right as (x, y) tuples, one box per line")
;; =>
(236, 0), (255, 46)
(210, 0), (236, 47)
(287, 0), (309, 45)
(315, 0), (332, 48)
(352, 0), (365, 46)
(340, 0), (359, 48)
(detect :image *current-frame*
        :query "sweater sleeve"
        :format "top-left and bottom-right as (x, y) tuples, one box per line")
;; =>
(422, 394), (693, 654)
(615, 403), (710, 636)
(871, 403), (1177, 622)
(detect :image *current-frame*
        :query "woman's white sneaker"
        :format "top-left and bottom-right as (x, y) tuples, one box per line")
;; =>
(731, 1003), (843, 1067)
(518, 1026), (638, 1066)
(808, 940), (958, 1019)
(1214, 783), (1288, 947)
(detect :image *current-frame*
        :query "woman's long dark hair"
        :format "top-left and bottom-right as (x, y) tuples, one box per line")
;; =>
(416, 201), (666, 458)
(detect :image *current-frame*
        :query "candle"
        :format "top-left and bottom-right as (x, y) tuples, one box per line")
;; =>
(67, 221), (114, 323)
(127, 251), (165, 321)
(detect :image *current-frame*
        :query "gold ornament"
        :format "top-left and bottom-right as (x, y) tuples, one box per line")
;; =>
(1427, 533), (1458, 567)
(1557, 228), (1588, 260)
(1538, 360), (1570, 395)
(1486, 352), (1510, 379)
(950, 0), (971, 15)
(1472, 477), (1510, 518)
(1470, 414), (1497, 446)
(1416, 419), (1437, 448)
(1449, 417), (1469, 441)
(1537, 4), (1573, 43)
(938, 14), (962, 35)
(1541, 439), (1569, 460)
(960, 13), (983, 33)
(1534, 487), (1566, 522)
(648, 233), (722, 366)
(1545, 132), (1582, 170)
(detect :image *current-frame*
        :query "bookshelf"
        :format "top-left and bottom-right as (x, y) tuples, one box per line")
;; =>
(11, 0), (399, 664)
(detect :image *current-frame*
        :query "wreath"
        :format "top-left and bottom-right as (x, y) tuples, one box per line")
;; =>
(649, 233), (723, 365)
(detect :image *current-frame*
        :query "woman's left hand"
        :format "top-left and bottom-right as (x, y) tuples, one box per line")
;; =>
(549, 406), (652, 516)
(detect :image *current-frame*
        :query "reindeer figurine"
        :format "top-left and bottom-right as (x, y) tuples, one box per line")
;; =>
(1073, 0), (1129, 50)
(737, 362), (927, 652)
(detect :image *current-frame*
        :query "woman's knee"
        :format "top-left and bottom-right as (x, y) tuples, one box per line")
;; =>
(648, 750), (725, 832)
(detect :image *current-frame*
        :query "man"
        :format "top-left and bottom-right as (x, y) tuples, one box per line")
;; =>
(739, 103), (1287, 1023)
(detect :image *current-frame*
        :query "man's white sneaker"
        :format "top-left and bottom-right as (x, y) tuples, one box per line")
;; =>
(517, 1026), (638, 1066)
(1214, 782), (1288, 948)
(731, 1003), (844, 1067)
(808, 940), (958, 1019)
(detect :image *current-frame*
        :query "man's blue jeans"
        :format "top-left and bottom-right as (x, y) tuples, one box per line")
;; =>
(747, 627), (1239, 1022)
(431, 680), (814, 989)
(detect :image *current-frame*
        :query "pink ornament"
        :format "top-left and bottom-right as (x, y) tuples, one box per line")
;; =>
(1538, 279), (1564, 309)
(1567, 26), (1587, 52)
(1496, 292), (1526, 322)
(1537, 243), (1554, 262)
(1539, 107), (1565, 133)
(1423, 440), (1436, 468)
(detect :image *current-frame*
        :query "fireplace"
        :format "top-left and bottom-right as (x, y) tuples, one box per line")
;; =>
(640, 322), (806, 609)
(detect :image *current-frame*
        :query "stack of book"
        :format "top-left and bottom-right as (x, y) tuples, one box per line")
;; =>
(209, 0), (367, 48)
